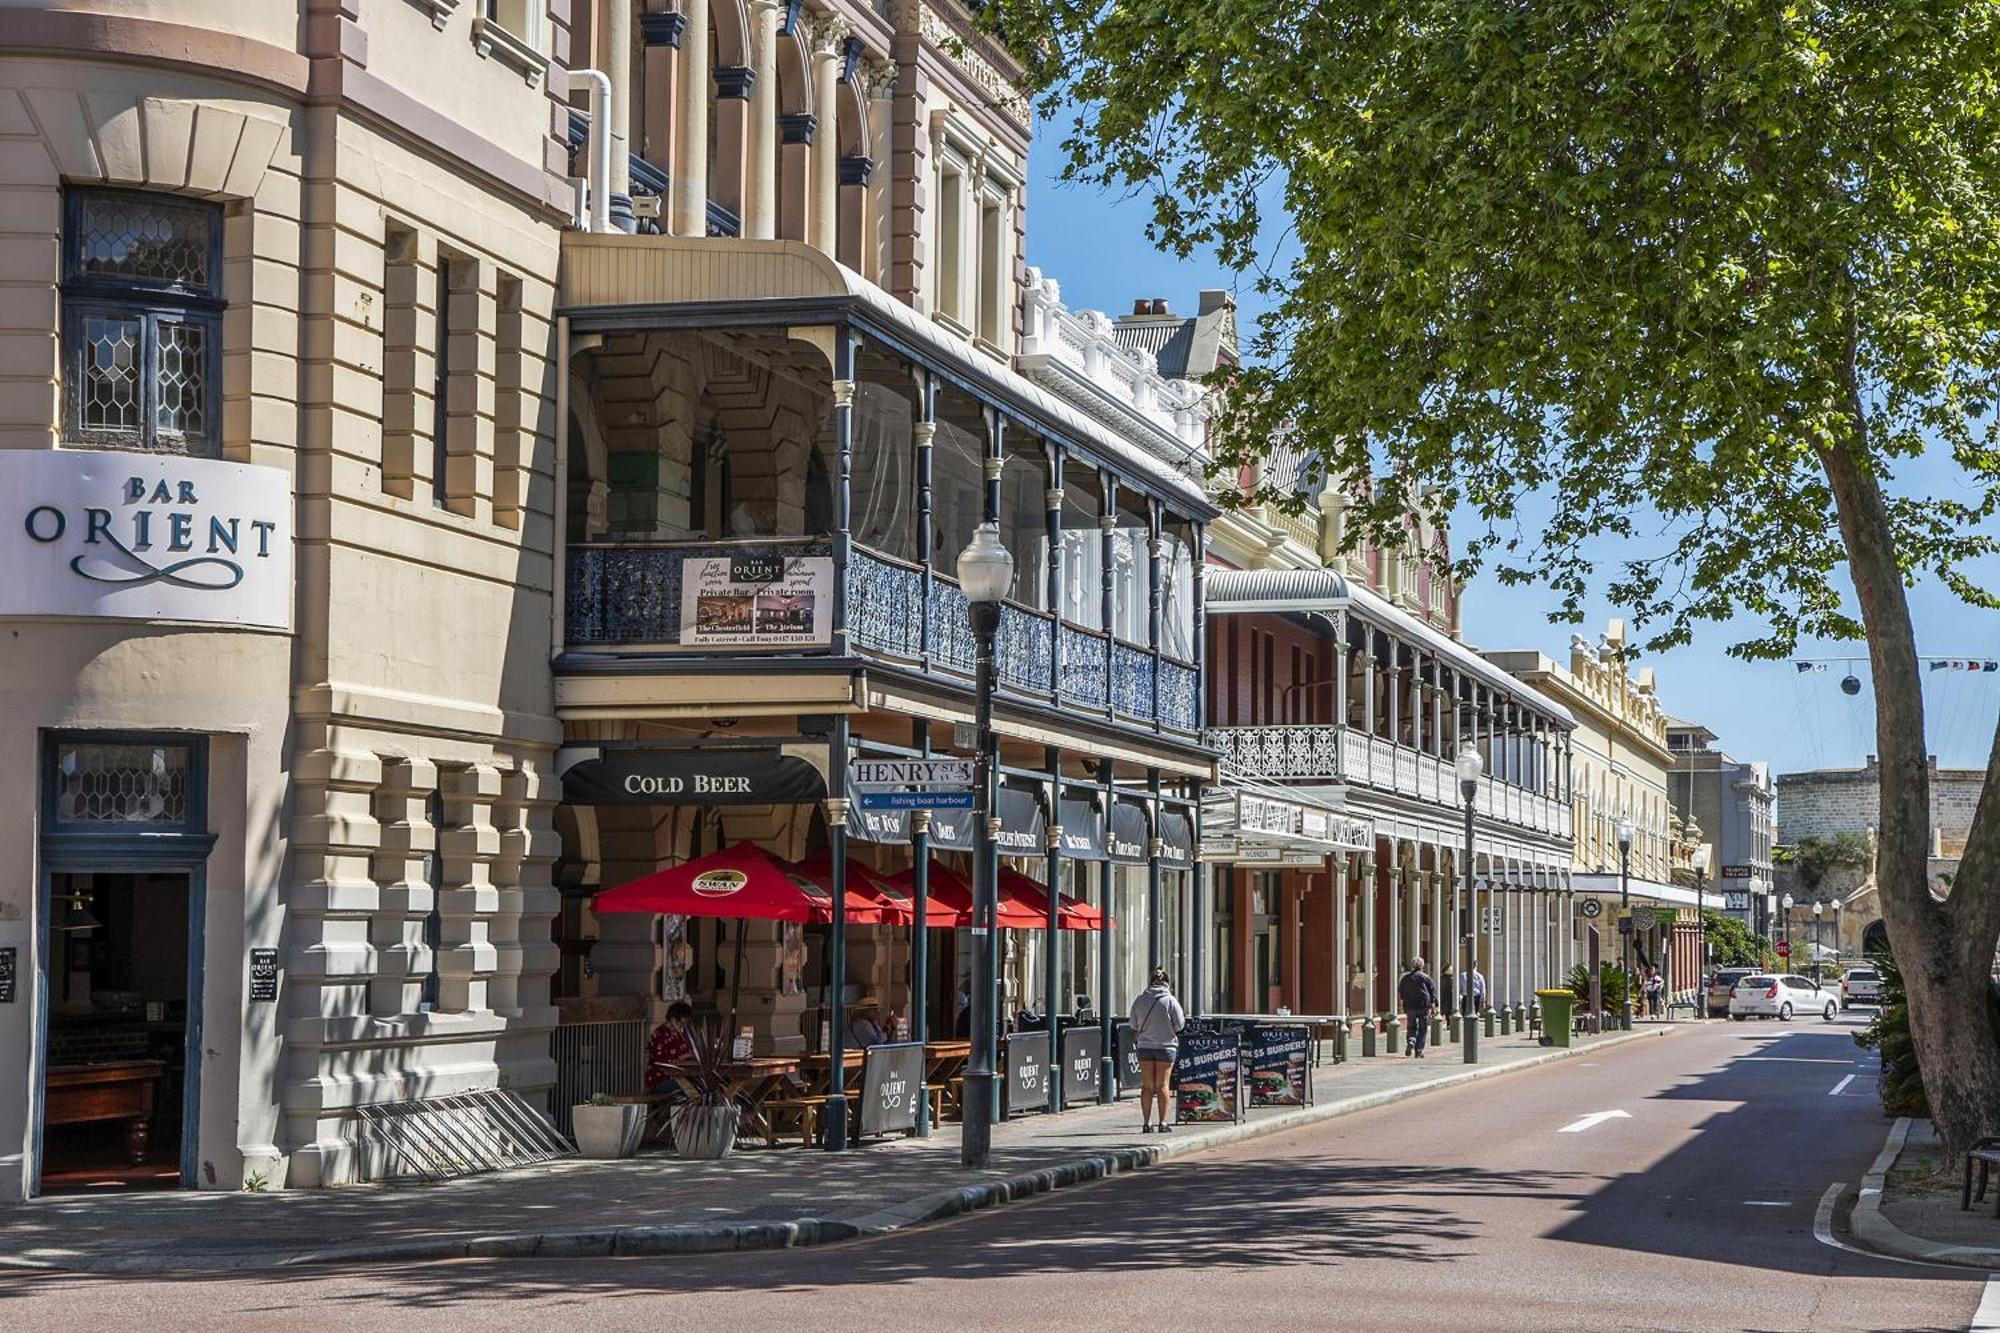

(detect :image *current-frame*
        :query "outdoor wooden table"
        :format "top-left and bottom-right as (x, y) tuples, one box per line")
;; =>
(798, 1050), (865, 1097)
(639, 1056), (802, 1146)
(923, 1041), (971, 1119)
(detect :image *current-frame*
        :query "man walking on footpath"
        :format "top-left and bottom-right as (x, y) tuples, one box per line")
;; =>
(1398, 958), (1438, 1058)
(1463, 966), (1488, 1016)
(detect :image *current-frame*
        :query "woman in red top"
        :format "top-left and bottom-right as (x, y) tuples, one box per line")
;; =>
(646, 1000), (696, 1092)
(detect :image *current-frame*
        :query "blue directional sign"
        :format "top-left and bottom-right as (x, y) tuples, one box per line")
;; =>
(857, 789), (976, 812)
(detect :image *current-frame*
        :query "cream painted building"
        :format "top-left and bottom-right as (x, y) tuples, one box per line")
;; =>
(1, 0), (1221, 1197)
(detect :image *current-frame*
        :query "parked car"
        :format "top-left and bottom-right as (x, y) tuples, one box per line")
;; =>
(1707, 967), (1757, 1017)
(1840, 967), (1883, 1010)
(1728, 973), (1839, 1022)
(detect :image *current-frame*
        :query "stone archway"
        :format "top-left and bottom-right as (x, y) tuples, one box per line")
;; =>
(1861, 918), (1888, 959)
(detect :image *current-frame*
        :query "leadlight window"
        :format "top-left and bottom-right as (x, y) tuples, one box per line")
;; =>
(63, 189), (223, 456)
(50, 739), (196, 828)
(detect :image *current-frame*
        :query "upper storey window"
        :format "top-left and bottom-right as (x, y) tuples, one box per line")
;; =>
(62, 189), (223, 457)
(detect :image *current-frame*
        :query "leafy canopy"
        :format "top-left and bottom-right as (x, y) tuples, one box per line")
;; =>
(992, 0), (2000, 656)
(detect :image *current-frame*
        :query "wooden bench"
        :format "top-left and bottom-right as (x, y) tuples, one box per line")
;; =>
(764, 1095), (830, 1147)
(1962, 1137), (2000, 1214)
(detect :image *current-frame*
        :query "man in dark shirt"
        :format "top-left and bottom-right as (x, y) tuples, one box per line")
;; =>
(1397, 959), (1438, 1058)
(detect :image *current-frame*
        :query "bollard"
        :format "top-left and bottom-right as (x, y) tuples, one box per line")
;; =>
(1361, 1019), (1377, 1057)
(1498, 1006), (1512, 1036)
(1529, 1003), (1541, 1033)
(1448, 1013), (1462, 1042)
(1483, 1007), (1497, 1038)
(1431, 1014), (1445, 1047)
(1335, 1024), (1349, 1063)
(1384, 1015), (1402, 1054)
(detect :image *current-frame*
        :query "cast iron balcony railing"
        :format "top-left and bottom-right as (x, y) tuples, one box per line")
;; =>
(1203, 722), (1573, 840)
(564, 539), (1200, 734)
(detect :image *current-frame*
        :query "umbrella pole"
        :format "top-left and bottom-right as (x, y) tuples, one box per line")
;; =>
(728, 921), (746, 1046)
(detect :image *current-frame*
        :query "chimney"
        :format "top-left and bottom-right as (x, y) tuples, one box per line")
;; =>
(1198, 289), (1231, 314)
(1132, 299), (1150, 315)
(1151, 298), (1170, 315)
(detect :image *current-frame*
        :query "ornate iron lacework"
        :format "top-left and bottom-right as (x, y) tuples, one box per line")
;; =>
(1157, 661), (1199, 732)
(850, 550), (922, 658)
(1059, 624), (1108, 709)
(997, 605), (1053, 695)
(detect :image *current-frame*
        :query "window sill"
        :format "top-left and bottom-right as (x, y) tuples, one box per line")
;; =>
(406, 0), (458, 30)
(472, 16), (549, 87)
(932, 310), (973, 341)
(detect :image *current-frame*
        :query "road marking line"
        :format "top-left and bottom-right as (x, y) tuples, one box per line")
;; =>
(1558, 1109), (1631, 1133)
(1830, 1074), (1857, 1096)
(1744, 1200), (1791, 1207)
(1741, 1057), (1854, 1064)
(1973, 1274), (2000, 1331)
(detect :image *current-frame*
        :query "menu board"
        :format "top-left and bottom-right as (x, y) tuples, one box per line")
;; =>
(859, 1041), (923, 1138)
(1004, 1031), (1050, 1116)
(1247, 1024), (1311, 1107)
(248, 947), (279, 1003)
(679, 555), (832, 647)
(1174, 1030), (1242, 1124)
(0, 945), (14, 1003)
(1060, 1025), (1102, 1106)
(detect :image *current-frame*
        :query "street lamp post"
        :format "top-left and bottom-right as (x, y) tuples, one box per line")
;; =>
(1456, 746), (1483, 1064)
(1781, 893), (1795, 971)
(1616, 818), (1635, 1030)
(1691, 844), (1711, 1008)
(957, 521), (1014, 1171)
(1812, 900), (1824, 975)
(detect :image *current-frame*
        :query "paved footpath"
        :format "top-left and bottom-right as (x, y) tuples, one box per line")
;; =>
(3, 1024), (1670, 1273)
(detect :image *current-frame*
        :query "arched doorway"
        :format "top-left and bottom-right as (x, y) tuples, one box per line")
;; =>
(1861, 918), (1888, 958)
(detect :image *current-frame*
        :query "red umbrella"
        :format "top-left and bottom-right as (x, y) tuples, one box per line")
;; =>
(792, 854), (937, 926)
(592, 841), (896, 924)
(888, 861), (1104, 930)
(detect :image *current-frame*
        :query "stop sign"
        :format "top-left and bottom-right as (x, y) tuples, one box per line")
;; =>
(1776, 940), (1791, 958)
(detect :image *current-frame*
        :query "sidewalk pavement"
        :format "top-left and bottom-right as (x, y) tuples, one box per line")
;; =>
(1850, 1116), (2000, 1268)
(2, 1023), (1675, 1274)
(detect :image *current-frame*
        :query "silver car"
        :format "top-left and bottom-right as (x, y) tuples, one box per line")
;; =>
(1728, 973), (1839, 1022)
(1840, 967), (1883, 1010)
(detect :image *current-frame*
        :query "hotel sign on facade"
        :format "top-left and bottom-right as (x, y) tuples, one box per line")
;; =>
(0, 452), (293, 631)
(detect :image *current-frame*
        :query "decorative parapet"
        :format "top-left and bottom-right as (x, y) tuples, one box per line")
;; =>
(1018, 266), (1210, 471)
(917, 0), (1031, 126)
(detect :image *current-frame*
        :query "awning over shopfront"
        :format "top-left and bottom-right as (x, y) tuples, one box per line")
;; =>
(1159, 808), (1195, 868)
(1201, 786), (1373, 865)
(560, 743), (829, 805)
(1109, 798), (1149, 865)
(1057, 793), (1106, 860)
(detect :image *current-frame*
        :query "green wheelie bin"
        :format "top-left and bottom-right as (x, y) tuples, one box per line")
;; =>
(1536, 989), (1576, 1047)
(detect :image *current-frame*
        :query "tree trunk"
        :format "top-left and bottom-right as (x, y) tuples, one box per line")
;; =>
(1819, 396), (2000, 1164)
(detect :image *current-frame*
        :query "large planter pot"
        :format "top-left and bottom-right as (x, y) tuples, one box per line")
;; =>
(670, 1102), (740, 1160)
(572, 1103), (646, 1159)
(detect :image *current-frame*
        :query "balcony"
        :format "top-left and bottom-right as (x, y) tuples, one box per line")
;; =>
(1203, 723), (1573, 840)
(565, 539), (1201, 735)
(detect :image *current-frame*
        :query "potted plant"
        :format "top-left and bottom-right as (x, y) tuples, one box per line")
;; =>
(661, 1018), (744, 1159)
(571, 1092), (646, 1160)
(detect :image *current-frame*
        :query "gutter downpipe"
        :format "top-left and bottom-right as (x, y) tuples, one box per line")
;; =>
(567, 69), (614, 235)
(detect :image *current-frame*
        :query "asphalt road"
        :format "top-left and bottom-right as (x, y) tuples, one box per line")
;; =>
(0, 1014), (1984, 1332)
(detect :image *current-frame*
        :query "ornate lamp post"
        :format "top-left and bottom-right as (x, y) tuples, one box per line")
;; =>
(1781, 892), (1795, 970)
(1690, 842), (1711, 1002)
(1617, 817), (1634, 1030)
(1456, 746), (1483, 1063)
(957, 521), (1014, 1170)
(1812, 899), (1824, 974)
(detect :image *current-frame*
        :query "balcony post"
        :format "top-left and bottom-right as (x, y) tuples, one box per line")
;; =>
(1098, 756), (1116, 1102)
(1044, 748), (1064, 1113)
(910, 718), (932, 1136)
(915, 372), (935, 668)
(830, 330), (856, 655)
(983, 408), (1004, 522)
(1333, 852), (1350, 1030)
(1362, 628), (1377, 738)
(1147, 499), (1163, 732)
(1359, 853), (1378, 1030)
(1387, 638), (1401, 747)
(1190, 806), (1207, 1016)
(1045, 441), (1063, 698)
(1146, 768), (1163, 973)
(1333, 615), (1349, 735)
(1192, 523), (1207, 725)
(1099, 471), (1116, 722)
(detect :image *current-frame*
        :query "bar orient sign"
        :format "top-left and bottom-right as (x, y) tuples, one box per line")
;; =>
(0, 452), (292, 630)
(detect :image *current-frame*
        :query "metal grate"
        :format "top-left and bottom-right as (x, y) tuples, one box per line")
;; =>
(355, 1089), (574, 1183)
(550, 1019), (646, 1138)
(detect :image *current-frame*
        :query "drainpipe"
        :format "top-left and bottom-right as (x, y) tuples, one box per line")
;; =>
(568, 68), (614, 234)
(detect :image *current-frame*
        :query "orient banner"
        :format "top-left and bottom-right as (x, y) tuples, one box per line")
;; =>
(679, 554), (832, 647)
(1060, 1024), (1102, 1105)
(0, 451), (293, 630)
(561, 746), (828, 805)
(859, 1041), (923, 1138)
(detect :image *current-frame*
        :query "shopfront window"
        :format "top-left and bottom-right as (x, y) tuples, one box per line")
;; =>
(49, 738), (198, 829)
(63, 189), (223, 456)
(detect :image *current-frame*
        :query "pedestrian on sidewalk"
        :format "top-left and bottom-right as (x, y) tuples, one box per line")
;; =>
(1644, 968), (1665, 1018)
(1440, 967), (1457, 1019)
(1130, 968), (1185, 1133)
(1464, 966), (1488, 1015)
(1398, 958), (1438, 1057)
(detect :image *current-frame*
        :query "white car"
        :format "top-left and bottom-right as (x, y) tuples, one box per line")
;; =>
(1728, 973), (1839, 1022)
(1840, 967), (1883, 1010)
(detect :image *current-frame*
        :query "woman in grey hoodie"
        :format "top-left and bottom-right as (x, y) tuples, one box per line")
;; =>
(1129, 969), (1186, 1133)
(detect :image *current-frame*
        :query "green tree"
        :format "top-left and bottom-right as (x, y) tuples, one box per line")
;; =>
(1700, 910), (1770, 969)
(994, 0), (2000, 1158)
(1774, 833), (1873, 897)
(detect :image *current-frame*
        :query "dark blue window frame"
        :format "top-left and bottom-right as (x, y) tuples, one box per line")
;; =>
(61, 187), (225, 457)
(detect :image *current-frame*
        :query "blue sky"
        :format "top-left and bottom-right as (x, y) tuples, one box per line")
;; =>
(1024, 139), (2000, 778)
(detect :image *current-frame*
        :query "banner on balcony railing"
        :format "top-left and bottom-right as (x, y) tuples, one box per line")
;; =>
(679, 554), (832, 647)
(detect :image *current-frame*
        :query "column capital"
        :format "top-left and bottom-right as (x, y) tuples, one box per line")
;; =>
(912, 420), (937, 446)
(829, 378), (855, 409)
(825, 796), (850, 822)
(911, 809), (932, 835)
